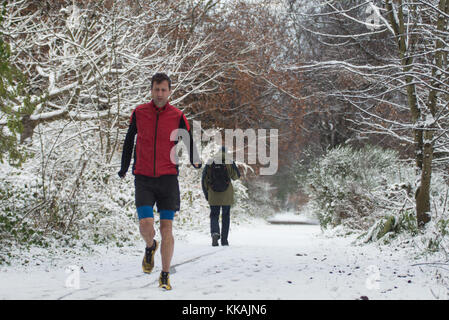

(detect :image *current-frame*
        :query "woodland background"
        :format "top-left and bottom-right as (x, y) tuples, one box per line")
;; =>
(0, 0), (448, 263)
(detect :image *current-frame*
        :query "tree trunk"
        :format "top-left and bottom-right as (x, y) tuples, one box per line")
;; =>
(385, 0), (440, 228)
(20, 115), (37, 143)
(416, 130), (433, 227)
(415, 0), (449, 227)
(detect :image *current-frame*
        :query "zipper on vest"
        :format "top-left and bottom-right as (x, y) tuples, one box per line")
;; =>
(154, 112), (159, 176)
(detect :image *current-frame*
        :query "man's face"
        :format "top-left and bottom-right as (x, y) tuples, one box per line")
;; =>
(151, 80), (171, 107)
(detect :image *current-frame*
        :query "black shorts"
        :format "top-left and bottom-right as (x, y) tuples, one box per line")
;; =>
(134, 174), (180, 212)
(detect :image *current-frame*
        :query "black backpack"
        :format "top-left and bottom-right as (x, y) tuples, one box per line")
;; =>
(209, 162), (230, 192)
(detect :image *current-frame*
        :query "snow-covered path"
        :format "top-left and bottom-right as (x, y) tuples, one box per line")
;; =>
(0, 219), (446, 300)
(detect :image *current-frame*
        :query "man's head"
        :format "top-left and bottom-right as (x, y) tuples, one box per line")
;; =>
(151, 73), (171, 108)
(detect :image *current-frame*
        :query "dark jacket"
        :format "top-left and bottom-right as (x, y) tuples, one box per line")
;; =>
(119, 100), (200, 177)
(201, 150), (241, 206)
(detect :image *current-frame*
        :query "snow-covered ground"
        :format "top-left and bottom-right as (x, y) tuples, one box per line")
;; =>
(1, 216), (448, 300)
(267, 212), (319, 225)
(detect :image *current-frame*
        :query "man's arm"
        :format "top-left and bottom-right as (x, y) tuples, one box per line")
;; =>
(118, 111), (137, 178)
(179, 113), (202, 168)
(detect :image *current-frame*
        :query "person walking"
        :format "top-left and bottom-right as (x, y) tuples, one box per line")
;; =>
(118, 73), (201, 290)
(201, 146), (241, 246)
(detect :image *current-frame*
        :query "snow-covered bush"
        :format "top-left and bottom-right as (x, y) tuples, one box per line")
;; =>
(301, 145), (416, 231)
(0, 126), (255, 264)
(361, 210), (418, 243)
(300, 144), (449, 255)
(359, 169), (449, 250)
(417, 186), (449, 255)
(360, 181), (449, 258)
(0, 164), (49, 261)
(0, 125), (141, 265)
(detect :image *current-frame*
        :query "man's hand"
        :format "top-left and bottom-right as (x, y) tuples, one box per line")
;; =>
(118, 171), (126, 179)
(193, 163), (202, 169)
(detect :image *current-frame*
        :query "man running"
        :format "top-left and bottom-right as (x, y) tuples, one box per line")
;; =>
(118, 73), (201, 290)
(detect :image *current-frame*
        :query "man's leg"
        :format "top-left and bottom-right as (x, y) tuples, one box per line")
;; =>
(135, 175), (157, 248)
(221, 205), (230, 245)
(139, 218), (155, 247)
(137, 206), (156, 247)
(210, 205), (220, 236)
(155, 176), (178, 289)
(138, 206), (159, 274)
(210, 205), (221, 246)
(160, 218), (174, 273)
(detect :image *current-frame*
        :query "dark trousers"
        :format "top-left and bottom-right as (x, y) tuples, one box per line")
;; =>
(210, 205), (231, 242)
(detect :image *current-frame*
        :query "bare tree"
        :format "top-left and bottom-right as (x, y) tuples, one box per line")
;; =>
(285, 0), (449, 227)
(1, 0), (222, 152)
(0, 0), (225, 235)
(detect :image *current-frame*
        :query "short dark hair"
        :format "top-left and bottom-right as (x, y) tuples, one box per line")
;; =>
(151, 73), (171, 89)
